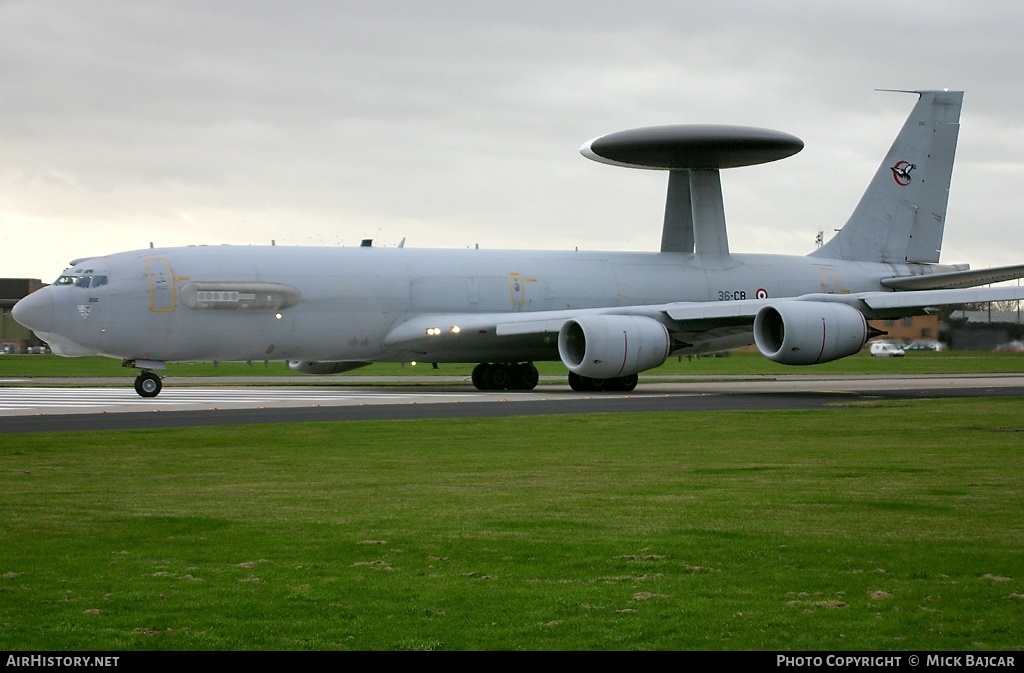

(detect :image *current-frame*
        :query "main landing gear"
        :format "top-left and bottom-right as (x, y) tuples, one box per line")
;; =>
(470, 363), (640, 392)
(567, 372), (639, 392)
(472, 362), (540, 391)
(133, 371), (163, 398)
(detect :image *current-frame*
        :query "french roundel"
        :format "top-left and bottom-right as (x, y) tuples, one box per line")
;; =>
(756, 288), (769, 299)
(890, 160), (914, 186)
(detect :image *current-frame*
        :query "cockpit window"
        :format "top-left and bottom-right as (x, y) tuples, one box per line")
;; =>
(54, 274), (108, 288)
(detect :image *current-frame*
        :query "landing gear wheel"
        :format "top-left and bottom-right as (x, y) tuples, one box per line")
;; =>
(484, 363), (511, 390)
(606, 374), (639, 392)
(472, 363), (490, 390)
(568, 372), (639, 392)
(616, 374), (639, 392)
(134, 371), (163, 398)
(568, 372), (595, 392)
(512, 363), (540, 390)
(474, 362), (539, 391)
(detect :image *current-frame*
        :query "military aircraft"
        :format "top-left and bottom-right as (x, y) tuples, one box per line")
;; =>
(14, 89), (1024, 397)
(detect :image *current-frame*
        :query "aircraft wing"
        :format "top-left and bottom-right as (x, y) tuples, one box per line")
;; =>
(386, 283), (1024, 352)
(383, 306), (666, 348)
(666, 285), (1024, 322)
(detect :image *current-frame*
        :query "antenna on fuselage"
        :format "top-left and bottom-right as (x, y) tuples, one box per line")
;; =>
(580, 125), (803, 257)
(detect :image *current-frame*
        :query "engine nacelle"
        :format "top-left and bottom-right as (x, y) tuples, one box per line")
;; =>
(753, 301), (867, 365)
(287, 360), (371, 375)
(558, 314), (671, 379)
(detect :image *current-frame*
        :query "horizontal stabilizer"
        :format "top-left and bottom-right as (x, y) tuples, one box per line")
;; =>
(881, 263), (1024, 290)
(860, 285), (1024, 311)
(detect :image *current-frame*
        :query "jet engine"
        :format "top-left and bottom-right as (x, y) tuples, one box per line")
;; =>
(557, 314), (671, 379)
(287, 360), (371, 375)
(753, 301), (867, 365)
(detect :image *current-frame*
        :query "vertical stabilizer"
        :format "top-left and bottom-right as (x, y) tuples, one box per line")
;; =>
(811, 90), (962, 263)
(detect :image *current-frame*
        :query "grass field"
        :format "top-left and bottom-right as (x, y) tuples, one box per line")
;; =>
(1, 399), (1022, 650)
(2, 350), (1024, 381)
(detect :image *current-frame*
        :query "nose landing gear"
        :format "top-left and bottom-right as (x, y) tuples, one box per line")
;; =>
(122, 359), (167, 398)
(133, 371), (163, 398)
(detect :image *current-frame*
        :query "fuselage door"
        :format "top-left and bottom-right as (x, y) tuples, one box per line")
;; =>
(818, 266), (844, 294)
(145, 258), (175, 312)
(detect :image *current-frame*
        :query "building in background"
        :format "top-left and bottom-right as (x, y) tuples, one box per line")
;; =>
(869, 314), (940, 344)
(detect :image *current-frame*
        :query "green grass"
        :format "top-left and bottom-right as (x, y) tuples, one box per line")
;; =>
(2, 350), (1024, 380)
(1, 399), (1023, 650)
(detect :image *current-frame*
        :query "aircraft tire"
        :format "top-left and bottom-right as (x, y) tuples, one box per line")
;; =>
(568, 372), (595, 392)
(512, 363), (539, 390)
(617, 374), (639, 392)
(134, 372), (163, 398)
(485, 363), (512, 390)
(568, 372), (638, 392)
(607, 374), (639, 392)
(471, 363), (490, 390)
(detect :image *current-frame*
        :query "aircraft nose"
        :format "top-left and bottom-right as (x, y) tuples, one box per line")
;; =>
(12, 289), (55, 333)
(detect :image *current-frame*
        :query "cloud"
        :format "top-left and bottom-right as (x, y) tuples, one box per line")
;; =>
(2, 1), (1024, 277)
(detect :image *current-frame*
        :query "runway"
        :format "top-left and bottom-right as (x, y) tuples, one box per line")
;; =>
(2, 373), (1023, 433)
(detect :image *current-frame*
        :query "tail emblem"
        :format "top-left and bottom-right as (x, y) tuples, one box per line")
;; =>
(890, 160), (916, 186)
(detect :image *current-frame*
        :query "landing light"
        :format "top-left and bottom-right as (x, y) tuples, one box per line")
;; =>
(425, 327), (441, 336)
(450, 325), (461, 334)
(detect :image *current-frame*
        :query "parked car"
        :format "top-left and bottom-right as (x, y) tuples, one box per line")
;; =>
(905, 340), (946, 351)
(870, 341), (905, 357)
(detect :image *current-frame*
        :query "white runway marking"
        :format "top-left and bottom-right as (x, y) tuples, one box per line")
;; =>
(0, 387), (525, 416)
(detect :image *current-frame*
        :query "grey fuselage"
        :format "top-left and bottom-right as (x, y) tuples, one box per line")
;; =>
(33, 244), (951, 365)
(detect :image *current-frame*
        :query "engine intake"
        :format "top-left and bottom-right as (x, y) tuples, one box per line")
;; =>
(753, 301), (867, 365)
(558, 314), (670, 379)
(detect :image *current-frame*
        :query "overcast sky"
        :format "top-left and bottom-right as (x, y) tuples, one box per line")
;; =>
(3, 0), (1022, 279)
